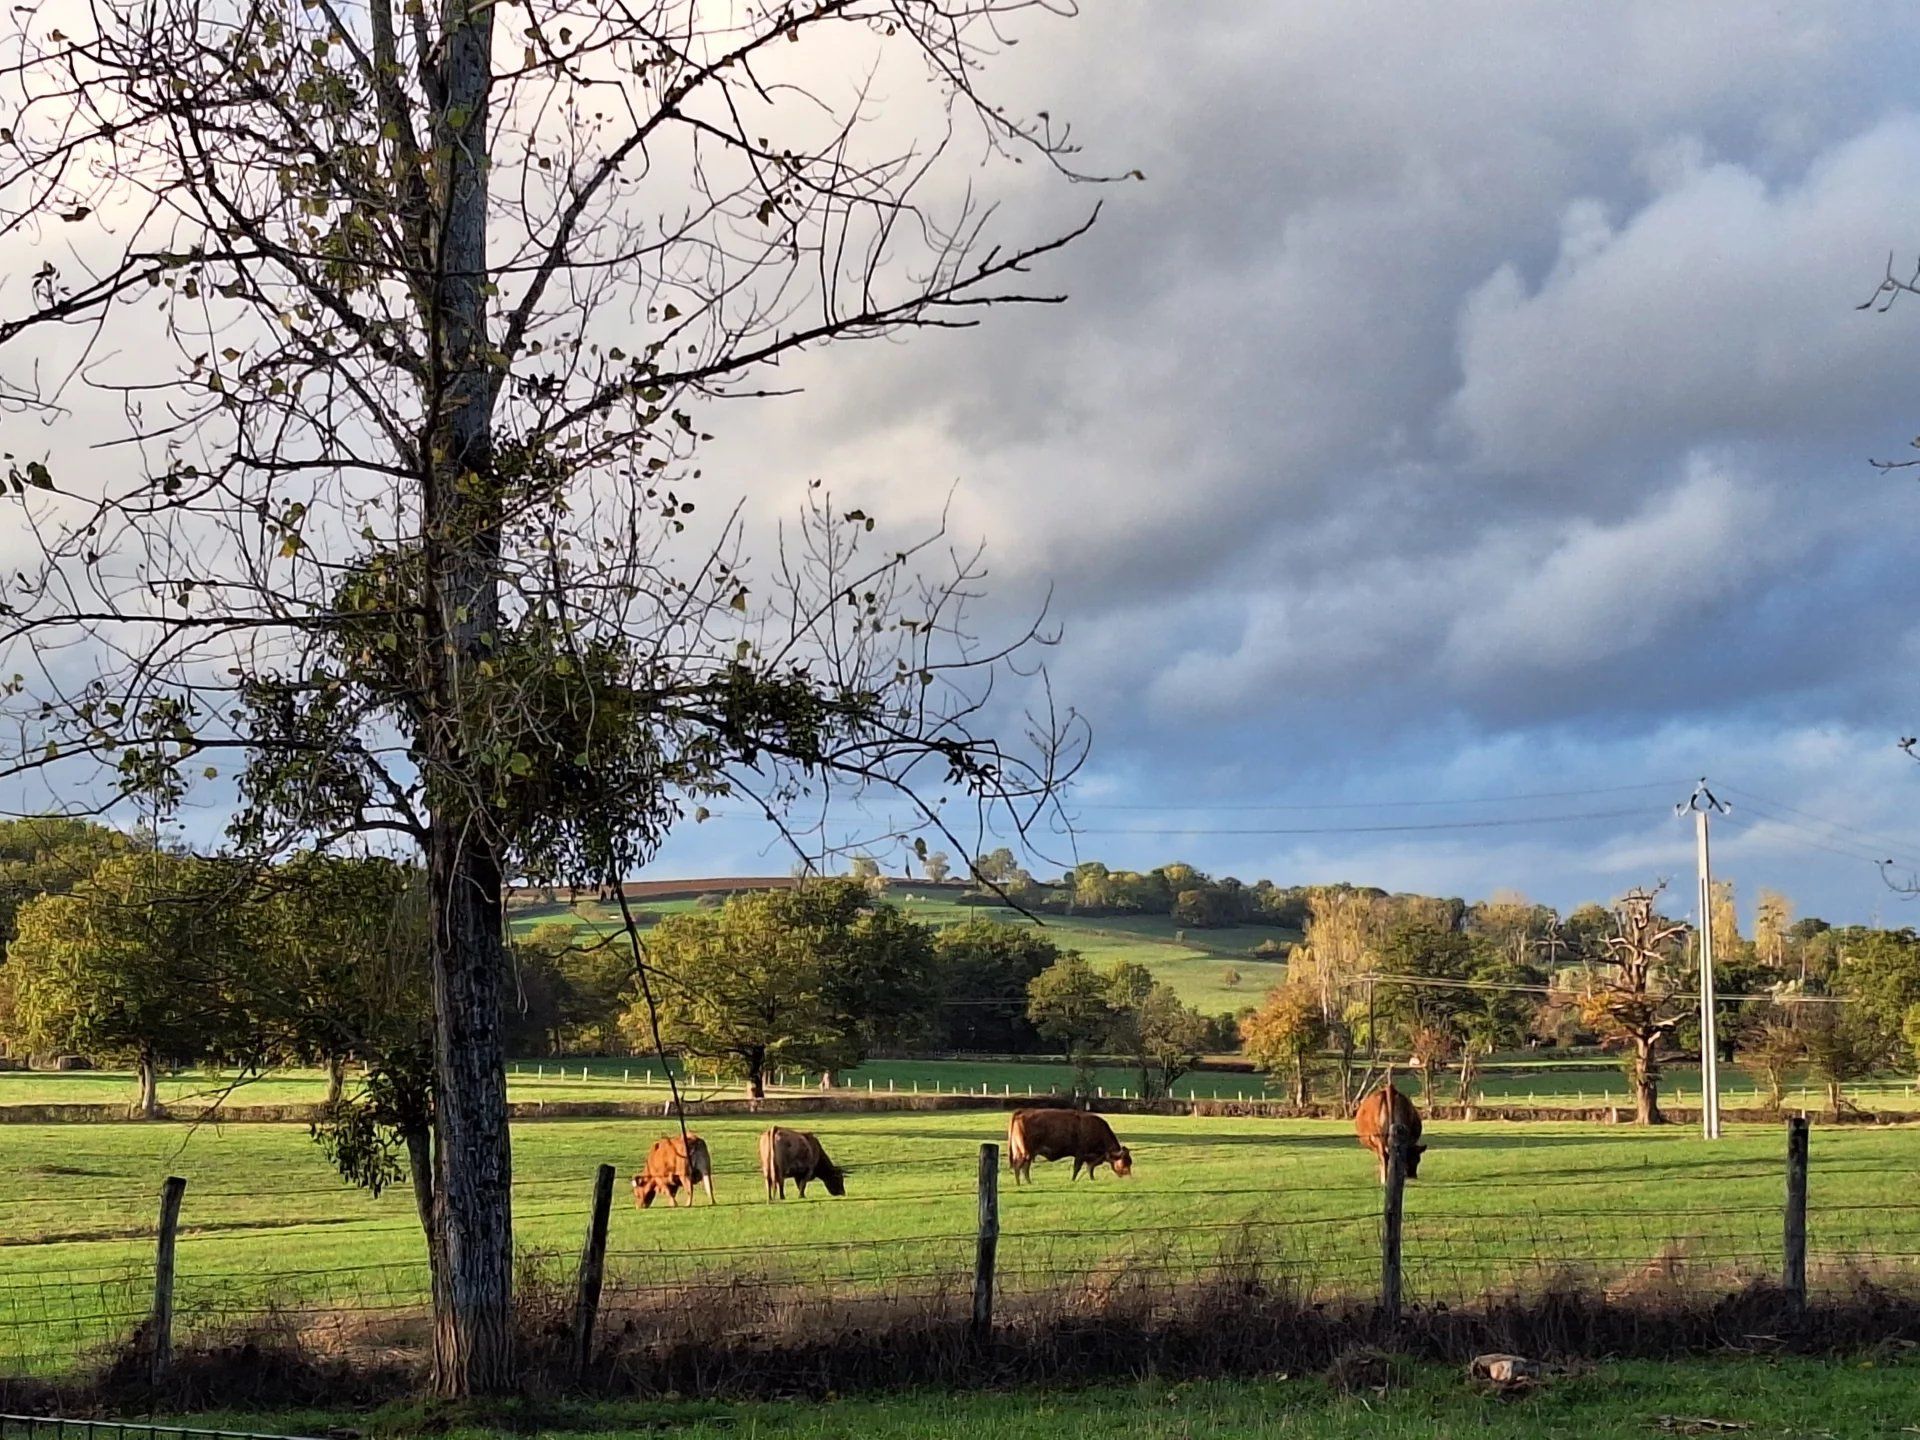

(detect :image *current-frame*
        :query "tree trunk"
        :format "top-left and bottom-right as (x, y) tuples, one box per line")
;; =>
(325, 1054), (346, 1107)
(425, 839), (514, 1395)
(1633, 1048), (1663, 1125)
(417, 0), (510, 1392)
(1827, 1079), (1843, 1114)
(405, 1120), (445, 1319)
(135, 1051), (159, 1119)
(1290, 1059), (1307, 1107)
(748, 1065), (765, 1100)
(1455, 1052), (1479, 1106)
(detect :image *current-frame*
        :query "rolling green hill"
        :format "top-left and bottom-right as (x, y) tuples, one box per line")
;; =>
(507, 881), (1301, 1011)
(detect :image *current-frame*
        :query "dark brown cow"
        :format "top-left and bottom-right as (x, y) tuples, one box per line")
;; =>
(632, 1133), (716, 1208)
(758, 1126), (845, 1200)
(1006, 1107), (1133, 1183)
(1354, 1082), (1425, 1184)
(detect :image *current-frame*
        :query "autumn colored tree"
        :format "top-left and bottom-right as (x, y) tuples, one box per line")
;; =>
(1754, 889), (1795, 972)
(1581, 887), (1690, 1125)
(1241, 982), (1327, 1106)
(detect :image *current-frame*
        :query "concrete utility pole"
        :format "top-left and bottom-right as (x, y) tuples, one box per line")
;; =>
(1677, 779), (1729, 1140)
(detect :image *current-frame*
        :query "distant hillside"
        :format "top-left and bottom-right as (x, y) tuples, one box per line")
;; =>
(510, 876), (1295, 1012)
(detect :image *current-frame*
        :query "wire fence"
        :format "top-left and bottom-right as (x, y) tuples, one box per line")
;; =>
(3, 1120), (1919, 1385)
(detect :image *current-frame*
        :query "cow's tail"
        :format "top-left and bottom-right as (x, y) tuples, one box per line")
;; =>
(758, 1127), (777, 1201)
(1005, 1111), (1029, 1182)
(692, 1137), (717, 1205)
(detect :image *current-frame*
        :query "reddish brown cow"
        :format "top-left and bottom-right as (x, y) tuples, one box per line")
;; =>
(1354, 1083), (1425, 1184)
(632, 1134), (716, 1208)
(758, 1126), (845, 1200)
(1006, 1108), (1133, 1183)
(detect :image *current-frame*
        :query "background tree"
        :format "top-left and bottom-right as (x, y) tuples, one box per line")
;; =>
(1027, 955), (1112, 1099)
(1828, 929), (1920, 1042)
(922, 853), (953, 885)
(252, 853), (426, 1102)
(1377, 919), (1473, 1106)
(288, 870), (438, 1252)
(1801, 1005), (1892, 1115)
(1755, 889), (1795, 972)
(637, 882), (931, 1098)
(1296, 888), (1380, 1112)
(929, 921), (1062, 1053)
(1707, 880), (1748, 965)
(1241, 982), (1326, 1106)
(1105, 978), (1207, 1099)
(0, 819), (138, 1049)
(497, 922), (616, 1058)
(7, 854), (256, 1115)
(1580, 887), (1689, 1125)
(0, 0), (1094, 1392)
(1737, 1007), (1806, 1113)
(1902, 1005), (1920, 1087)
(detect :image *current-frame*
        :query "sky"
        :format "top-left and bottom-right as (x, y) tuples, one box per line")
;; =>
(9, 1), (1920, 929)
(641, 2), (1920, 926)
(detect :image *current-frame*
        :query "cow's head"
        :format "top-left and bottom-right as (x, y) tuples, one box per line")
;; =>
(820, 1161), (847, 1197)
(1109, 1146), (1133, 1178)
(1402, 1143), (1427, 1180)
(632, 1175), (657, 1209)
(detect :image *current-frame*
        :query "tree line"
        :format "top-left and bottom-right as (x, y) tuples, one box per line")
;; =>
(4, 822), (1917, 1137)
(1234, 878), (1913, 1124)
(0, 823), (1230, 1117)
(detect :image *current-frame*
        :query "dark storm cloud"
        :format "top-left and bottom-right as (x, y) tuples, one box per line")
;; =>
(580, 6), (1920, 916)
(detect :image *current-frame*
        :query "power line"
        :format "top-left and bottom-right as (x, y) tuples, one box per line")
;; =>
(667, 780), (1691, 822)
(1715, 808), (1913, 873)
(1070, 806), (1657, 838)
(1717, 785), (1920, 870)
(1061, 781), (1693, 812)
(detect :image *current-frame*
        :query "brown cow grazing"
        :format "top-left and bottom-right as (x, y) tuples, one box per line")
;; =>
(1354, 1082), (1425, 1184)
(759, 1126), (845, 1200)
(1006, 1107), (1133, 1183)
(632, 1133), (716, 1208)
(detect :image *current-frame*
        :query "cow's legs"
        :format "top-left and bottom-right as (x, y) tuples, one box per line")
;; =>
(703, 1173), (716, 1205)
(1070, 1158), (1083, 1180)
(797, 1178), (808, 1197)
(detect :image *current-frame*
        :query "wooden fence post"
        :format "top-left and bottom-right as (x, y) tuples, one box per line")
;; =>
(973, 1143), (1000, 1337)
(1380, 1123), (1406, 1326)
(150, 1175), (186, 1384)
(570, 1163), (617, 1378)
(1784, 1116), (1808, 1313)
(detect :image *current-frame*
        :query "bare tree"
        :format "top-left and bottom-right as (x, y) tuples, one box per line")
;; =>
(1581, 886), (1689, 1125)
(0, 0), (1097, 1395)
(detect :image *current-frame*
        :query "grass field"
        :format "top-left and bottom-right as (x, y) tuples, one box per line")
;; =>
(4, 1110), (1919, 1379)
(187, 1356), (1920, 1440)
(6, 1054), (1917, 1111)
(506, 884), (1301, 1010)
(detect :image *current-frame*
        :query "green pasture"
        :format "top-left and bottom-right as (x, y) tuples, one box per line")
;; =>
(194, 1355), (1920, 1440)
(4, 1111), (1920, 1379)
(505, 885), (1302, 1010)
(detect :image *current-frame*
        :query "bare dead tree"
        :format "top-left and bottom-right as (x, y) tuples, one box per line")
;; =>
(1581, 885), (1690, 1125)
(0, 0), (1100, 1395)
